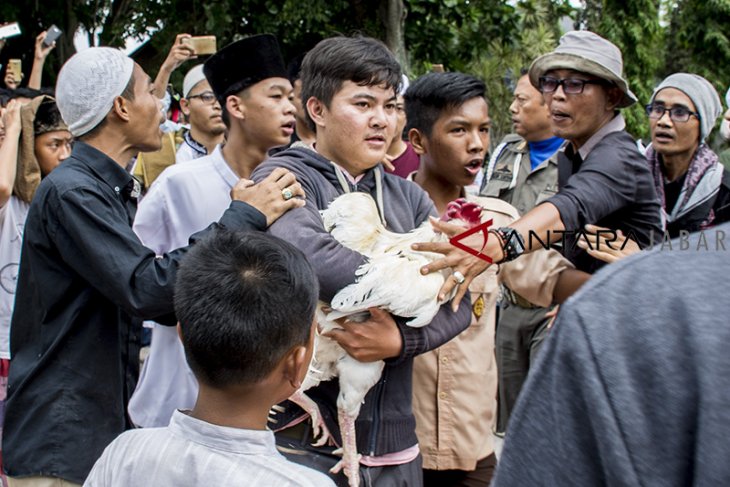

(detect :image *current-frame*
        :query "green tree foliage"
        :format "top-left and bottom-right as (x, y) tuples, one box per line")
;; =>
(467, 0), (562, 145)
(405, 0), (519, 74)
(664, 0), (730, 92)
(2, 0), (726, 144)
(582, 0), (663, 141)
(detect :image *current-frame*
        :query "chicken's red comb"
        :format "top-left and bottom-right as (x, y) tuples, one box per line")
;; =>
(440, 198), (484, 228)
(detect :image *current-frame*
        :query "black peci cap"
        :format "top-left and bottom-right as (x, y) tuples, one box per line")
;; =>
(203, 34), (287, 101)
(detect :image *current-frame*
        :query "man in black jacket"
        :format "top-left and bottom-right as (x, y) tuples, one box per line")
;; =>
(3, 46), (303, 485)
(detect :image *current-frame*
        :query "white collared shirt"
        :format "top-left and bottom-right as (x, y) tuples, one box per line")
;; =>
(84, 410), (335, 486)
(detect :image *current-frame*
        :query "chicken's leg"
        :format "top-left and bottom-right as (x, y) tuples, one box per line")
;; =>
(289, 389), (332, 447)
(329, 356), (384, 486)
(330, 407), (362, 486)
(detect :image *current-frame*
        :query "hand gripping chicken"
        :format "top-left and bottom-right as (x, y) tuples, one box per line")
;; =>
(288, 192), (484, 486)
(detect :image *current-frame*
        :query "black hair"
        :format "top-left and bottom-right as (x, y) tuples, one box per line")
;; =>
(218, 78), (253, 129)
(80, 71), (136, 140)
(174, 231), (319, 389)
(404, 72), (486, 136)
(33, 98), (66, 136)
(286, 53), (307, 83)
(300, 35), (402, 132)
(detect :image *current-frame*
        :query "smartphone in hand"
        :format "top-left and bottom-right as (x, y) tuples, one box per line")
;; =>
(182, 36), (216, 55)
(7, 59), (22, 81)
(0, 23), (21, 40)
(43, 25), (63, 47)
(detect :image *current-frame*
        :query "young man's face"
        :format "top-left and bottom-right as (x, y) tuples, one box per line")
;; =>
(35, 130), (73, 176)
(182, 80), (225, 137)
(416, 97), (490, 187)
(125, 64), (165, 152)
(237, 77), (296, 151)
(649, 87), (701, 162)
(313, 81), (397, 176)
(542, 68), (617, 149)
(510, 75), (553, 142)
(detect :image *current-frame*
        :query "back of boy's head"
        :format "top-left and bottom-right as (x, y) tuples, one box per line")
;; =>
(405, 72), (486, 137)
(300, 35), (402, 132)
(174, 231), (319, 389)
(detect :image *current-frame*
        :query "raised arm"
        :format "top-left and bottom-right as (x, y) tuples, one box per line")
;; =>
(0, 100), (21, 207)
(152, 34), (196, 98)
(28, 31), (56, 90)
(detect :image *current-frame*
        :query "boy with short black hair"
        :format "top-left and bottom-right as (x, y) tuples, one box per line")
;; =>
(252, 35), (471, 485)
(84, 231), (335, 486)
(405, 71), (580, 486)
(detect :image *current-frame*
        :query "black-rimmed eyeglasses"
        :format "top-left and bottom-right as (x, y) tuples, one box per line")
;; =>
(645, 104), (700, 123)
(187, 92), (217, 104)
(538, 76), (608, 94)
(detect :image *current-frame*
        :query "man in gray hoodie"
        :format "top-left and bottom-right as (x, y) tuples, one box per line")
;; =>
(251, 35), (471, 485)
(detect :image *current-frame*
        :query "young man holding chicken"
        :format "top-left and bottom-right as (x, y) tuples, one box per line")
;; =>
(404, 72), (581, 486)
(251, 35), (471, 486)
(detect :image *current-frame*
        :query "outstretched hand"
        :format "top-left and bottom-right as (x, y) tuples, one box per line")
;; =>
(230, 167), (306, 226)
(412, 217), (499, 312)
(576, 224), (640, 264)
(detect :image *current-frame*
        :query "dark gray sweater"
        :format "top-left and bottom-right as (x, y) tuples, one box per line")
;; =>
(493, 221), (730, 486)
(251, 146), (471, 456)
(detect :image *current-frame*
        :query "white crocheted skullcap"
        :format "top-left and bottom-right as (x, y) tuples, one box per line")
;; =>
(56, 47), (135, 137)
(183, 65), (207, 98)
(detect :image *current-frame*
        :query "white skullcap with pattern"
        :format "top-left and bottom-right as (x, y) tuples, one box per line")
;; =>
(55, 47), (135, 137)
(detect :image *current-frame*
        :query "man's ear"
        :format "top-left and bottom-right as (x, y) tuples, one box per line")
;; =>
(226, 95), (246, 122)
(282, 345), (309, 390)
(409, 128), (428, 155)
(179, 98), (191, 117)
(306, 97), (327, 129)
(605, 86), (623, 111)
(111, 96), (132, 123)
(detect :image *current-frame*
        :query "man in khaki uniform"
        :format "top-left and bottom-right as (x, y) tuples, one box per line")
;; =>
(406, 72), (575, 486)
(480, 73), (564, 435)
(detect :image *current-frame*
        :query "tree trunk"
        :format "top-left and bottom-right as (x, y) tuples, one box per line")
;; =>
(59, 0), (80, 62)
(99, 0), (134, 47)
(381, 0), (408, 73)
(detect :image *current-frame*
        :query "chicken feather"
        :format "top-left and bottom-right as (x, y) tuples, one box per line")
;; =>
(286, 192), (481, 487)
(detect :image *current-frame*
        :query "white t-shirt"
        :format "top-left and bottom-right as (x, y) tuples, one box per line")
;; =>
(0, 196), (30, 359)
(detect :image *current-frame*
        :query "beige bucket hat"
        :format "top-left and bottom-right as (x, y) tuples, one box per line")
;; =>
(528, 30), (637, 108)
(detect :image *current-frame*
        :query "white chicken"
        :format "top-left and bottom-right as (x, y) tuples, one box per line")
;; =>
(288, 192), (484, 487)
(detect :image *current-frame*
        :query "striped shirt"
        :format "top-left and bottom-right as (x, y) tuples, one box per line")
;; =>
(84, 410), (335, 487)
